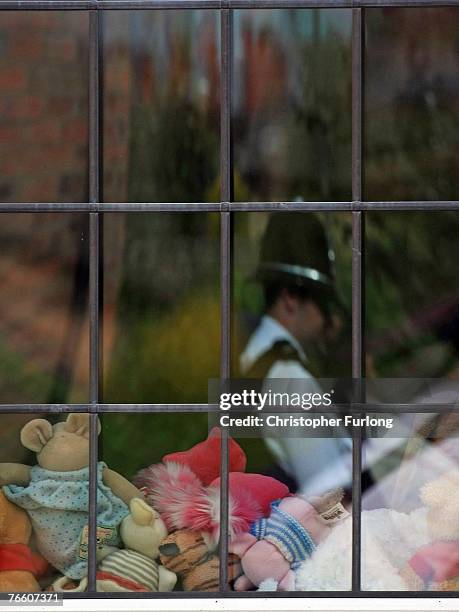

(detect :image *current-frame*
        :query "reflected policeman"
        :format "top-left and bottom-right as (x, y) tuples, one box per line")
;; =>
(239, 212), (352, 495)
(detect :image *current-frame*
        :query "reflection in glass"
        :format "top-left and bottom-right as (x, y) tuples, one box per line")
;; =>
(234, 211), (352, 379)
(361, 412), (459, 591)
(366, 212), (459, 382)
(103, 10), (220, 203)
(365, 8), (459, 200)
(102, 213), (220, 403)
(231, 436), (353, 591)
(0, 12), (89, 203)
(232, 211), (353, 591)
(102, 413), (209, 481)
(233, 9), (352, 202)
(0, 413), (91, 592)
(0, 214), (89, 403)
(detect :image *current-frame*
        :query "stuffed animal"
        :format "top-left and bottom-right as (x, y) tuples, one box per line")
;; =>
(135, 430), (290, 545)
(0, 414), (142, 586)
(96, 498), (177, 592)
(400, 472), (459, 591)
(229, 491), (343, 591)
(163, 427), (246, 486)
(0, 490), (48, 592)
(159, 529), (241, 591)
(288, 506), (423, 591)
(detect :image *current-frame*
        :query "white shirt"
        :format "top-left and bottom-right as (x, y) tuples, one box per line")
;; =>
(240, 315), (308, 378)
(240, 317), (459, 504)
(240, 315), (353, 496)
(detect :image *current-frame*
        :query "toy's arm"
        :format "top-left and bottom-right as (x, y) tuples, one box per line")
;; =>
(0, 463), (31, 486)
(102, 467), (143, 505)
(229, 532), (257, 558)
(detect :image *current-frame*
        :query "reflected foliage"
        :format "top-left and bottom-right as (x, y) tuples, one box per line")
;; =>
(233, 10), (352, 201)
(365, 8), (459, 200)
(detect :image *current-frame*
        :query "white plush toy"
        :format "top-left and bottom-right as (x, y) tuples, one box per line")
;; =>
(294, 506), (430, 591)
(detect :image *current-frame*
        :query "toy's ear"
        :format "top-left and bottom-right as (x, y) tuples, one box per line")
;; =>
(421, 474), (458, 507)
(64, 414), (101, 438)
(130, 498), (157, 526)
(21, 419), (53, 453)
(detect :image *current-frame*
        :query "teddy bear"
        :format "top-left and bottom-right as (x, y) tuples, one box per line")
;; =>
(135, 428), (290, 546)
(158, 529), (241, 591)
(229, 490), (344, 591)
(400, 472), (459, 591)
(0, 413), (142, 588)
(0, 489), (48, 592)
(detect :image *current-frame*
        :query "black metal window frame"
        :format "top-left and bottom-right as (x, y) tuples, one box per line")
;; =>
(1, 0), (459, 600)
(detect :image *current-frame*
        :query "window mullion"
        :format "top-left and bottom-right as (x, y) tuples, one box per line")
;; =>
(219, 5), (233, 594)
(87, 4), (102, 595)
(351, 6), (364, 595)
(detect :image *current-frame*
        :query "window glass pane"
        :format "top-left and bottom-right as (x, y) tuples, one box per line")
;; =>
(0, 213), (89, 403)
(101, 413), (352, 593)
(100, 413), (219, 593)
(102, 213), (220, 403)
(103, 11), (220, 203)
(365, 8), (459, 200)
(0, 413), (89, 592)
(361, 411), (459, 591)
(0, 12), (89, 203)
(228, 431), (353, 592)
(234, 211), (352, 379)
(365, 212), (459, 382)
(233, 9), (352, 202)
(231, 211), (352, 591)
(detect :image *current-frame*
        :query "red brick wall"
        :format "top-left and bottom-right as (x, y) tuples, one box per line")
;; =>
(0, 12), (90, 203)
(102, 12), (131, 204)
(0, 16), (91, 401)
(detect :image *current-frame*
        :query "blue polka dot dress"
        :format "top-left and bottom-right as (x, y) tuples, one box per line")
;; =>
(3, 462), (129, 579)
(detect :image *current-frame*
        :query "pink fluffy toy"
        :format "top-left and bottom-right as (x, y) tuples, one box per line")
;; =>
(134, 429), (290, 546)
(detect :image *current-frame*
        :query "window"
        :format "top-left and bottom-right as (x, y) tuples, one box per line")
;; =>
(0, 0), (458, 600)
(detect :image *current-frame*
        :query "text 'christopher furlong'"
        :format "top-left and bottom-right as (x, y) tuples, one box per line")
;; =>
(219, 414), (394, 430)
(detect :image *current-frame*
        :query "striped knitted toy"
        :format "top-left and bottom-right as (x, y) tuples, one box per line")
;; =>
(230, 493), (342, 591)
(97, 549), (160, 592)
(250, 500), (316, 570)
